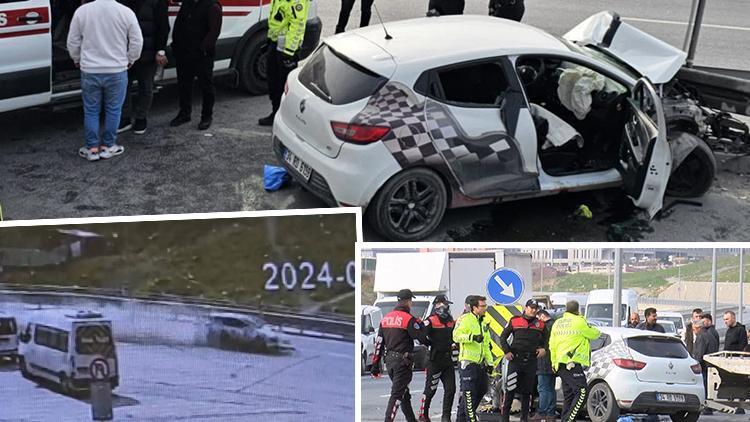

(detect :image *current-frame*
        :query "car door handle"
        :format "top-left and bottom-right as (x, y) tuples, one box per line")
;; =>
(18, 14), (41, 23)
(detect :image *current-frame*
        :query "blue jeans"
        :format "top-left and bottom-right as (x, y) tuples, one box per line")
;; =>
(537, 374), (556, 416)
(81, 71), (128, 149)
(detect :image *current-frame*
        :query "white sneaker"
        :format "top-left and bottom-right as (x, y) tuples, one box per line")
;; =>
(99, 144), (124, 159)
(78, 147), (100, 162)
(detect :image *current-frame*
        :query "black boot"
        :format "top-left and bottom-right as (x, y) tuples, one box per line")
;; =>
(258, 111), (276, 126)
(198, 116), (212, 130)
(170, 111), (191, 127)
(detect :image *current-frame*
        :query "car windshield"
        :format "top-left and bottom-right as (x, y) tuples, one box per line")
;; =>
(557, 36), (640, 80)
(375, 301), (430, 321)
(586, 304), (627, 321)
(659, 321), (676, 333)
(0, 318), (16, 335)
(661, 316), (684, 330)
(76, 325), (114, 357)
(627, 336), (689, 359)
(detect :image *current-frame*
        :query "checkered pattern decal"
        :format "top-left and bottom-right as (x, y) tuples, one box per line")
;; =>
(350, 82), (535, 196)
(586, 339), (631, 380)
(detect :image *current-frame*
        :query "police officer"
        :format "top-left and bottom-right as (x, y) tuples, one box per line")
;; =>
(372, 289), (427, 422)
(258, 0), (309, 126)
(497, 299), (547, 422)
(549, 301), (601, 422)
(418, 295), (456, 422)
(453, 295), (493, 422)
(488, 0), (524, 22)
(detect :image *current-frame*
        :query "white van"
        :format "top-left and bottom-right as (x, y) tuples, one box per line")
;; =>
(0, 0), (322, 113)
(360, 305), (382, 374)
(18, 309), (118, 393)
(585, 289), (639, 327)
(0, 312), (18, 362)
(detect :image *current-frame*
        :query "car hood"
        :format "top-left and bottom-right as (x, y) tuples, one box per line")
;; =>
(564, 11), (687, 84)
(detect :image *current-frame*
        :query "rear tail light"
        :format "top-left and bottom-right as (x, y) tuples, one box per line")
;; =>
(330, 121), (390, 144)
(613, 358), (647, 370)
(691, 363), (702, 374)
(284, 81), (289, 95)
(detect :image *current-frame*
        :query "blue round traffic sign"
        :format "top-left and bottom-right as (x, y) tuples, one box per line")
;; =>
(486, 268), (524, 305)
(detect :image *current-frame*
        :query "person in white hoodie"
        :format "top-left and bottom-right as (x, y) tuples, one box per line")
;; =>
(67, 0), (143, 161)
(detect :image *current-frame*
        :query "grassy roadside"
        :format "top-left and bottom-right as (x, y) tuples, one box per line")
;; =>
(0, 214), (356, 315)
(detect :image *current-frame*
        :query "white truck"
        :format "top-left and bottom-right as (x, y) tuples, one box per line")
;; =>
(0, 0), (322, 113)
(360, 305), (382, 375)
(371, 250), (533, 369)
(585, 289), (639, 327)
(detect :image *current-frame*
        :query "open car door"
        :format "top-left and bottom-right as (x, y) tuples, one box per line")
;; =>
(618, 78), (671, 218)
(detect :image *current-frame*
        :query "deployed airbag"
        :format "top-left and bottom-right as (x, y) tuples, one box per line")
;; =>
(530, 103), (583, 149)
(557, 67), (606, 120)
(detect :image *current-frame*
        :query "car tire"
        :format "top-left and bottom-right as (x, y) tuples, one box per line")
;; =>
(586, 382), (620, 422)
(666, 135), (716, 198)
(219, 332), (231, 350)
(19, 356), (32, 380)
(368, 168), (448, 241)
(670, 410), (700, 422)
(238, 31), (269, 95)
(59, 373), (74, 396)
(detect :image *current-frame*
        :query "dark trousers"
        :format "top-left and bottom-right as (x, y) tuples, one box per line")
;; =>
(335, 0), (374, 33)
(175, 53), (215, 119)
(385, 352), (417, 422)
(420, 352), (456, 419)
(457, 362), (488, 422)
(122, 61), (156, 121)
(501, 354), (537, 421)
(266, 44), (297, 113)
(557, 363), (588, 422)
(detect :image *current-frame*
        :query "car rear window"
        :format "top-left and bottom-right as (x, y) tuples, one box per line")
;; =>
(299, 45), (387, 105)
(76, 325), (114, 357)
(627, 336), (689, 359)
(0, 318), (16, 335)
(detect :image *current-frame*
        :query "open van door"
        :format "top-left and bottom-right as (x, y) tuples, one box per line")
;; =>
(617, 78), (671, 218)
(0, 0), (52, 113)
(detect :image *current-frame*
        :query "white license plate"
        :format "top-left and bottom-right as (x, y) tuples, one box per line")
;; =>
(656, 393), (686, 403)
(284, 149), (312, 181)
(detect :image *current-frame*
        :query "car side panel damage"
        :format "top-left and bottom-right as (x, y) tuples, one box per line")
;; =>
(349, 81), (539, 208)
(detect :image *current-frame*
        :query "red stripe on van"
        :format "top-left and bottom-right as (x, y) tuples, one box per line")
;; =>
(0, 28), (49, 39)
(0, 7), (50, 29)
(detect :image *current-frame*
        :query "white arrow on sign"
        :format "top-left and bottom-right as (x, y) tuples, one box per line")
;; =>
(494, 274), (516, 298)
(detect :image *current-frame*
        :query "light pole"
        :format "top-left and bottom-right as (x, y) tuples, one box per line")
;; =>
(613, 249), (623, 326)
(711, 249), (717, 320)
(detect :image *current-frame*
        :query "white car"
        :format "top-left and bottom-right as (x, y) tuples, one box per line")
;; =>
(573, 327), (704, 422)
(657, 319), (680, 338)
(659, 311), (687, 337)
(273, 12), (718, 240)
(206, 312), (294, 353)
(0, 312), (18, 363)
(360, 306), (382, 374)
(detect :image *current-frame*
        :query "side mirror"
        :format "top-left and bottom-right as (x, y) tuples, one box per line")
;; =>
(368, 326), (375, 334)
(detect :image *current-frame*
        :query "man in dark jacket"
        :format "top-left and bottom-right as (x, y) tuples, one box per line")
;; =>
(418, 295), (455, 422)
(372, 289), (427, 422)
(684, 308), (703, 355)
(118, 0), (169, 135)
(498, 299), (547, 422)
(170, 0), (222, 130)
(723, 311), (748, 351)
(488, 0), (524, 22)
(692, 321), (719, 414)
(636, 308), (666, 333)
(426, 0), (464, 16)
(702, 314), (720, 345)
(535, 309), (556, 419)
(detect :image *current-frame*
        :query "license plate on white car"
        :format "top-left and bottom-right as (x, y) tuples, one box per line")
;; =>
(656, 393), (686, 403)
(284, 149), (312, 181)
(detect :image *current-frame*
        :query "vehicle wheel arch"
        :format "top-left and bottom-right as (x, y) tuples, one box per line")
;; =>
(365, 165), (452, 241)
(230, 21), (268, 70)
(585, 380), (620, 422)
(666, 131), (716, 197)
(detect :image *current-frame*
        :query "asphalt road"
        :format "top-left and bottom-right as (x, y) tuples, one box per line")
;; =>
(361, 371), (750, 422)
(1, 336), (354, 421)
(1, 0), (749, 240)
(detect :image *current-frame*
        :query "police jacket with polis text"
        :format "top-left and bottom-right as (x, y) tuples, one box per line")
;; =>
(425, 313), (455, 357)
(499, 314), (547, 355)
(372, 305), (426, 366)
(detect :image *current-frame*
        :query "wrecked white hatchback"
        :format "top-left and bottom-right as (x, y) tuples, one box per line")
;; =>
(274, 12), (742, 241)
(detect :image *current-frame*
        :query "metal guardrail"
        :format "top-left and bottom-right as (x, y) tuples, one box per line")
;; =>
(0, 283), (354, 342)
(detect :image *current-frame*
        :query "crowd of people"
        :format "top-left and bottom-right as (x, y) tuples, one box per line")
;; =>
(371, 292), (750, 422)
(65, 0), (528, 162)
